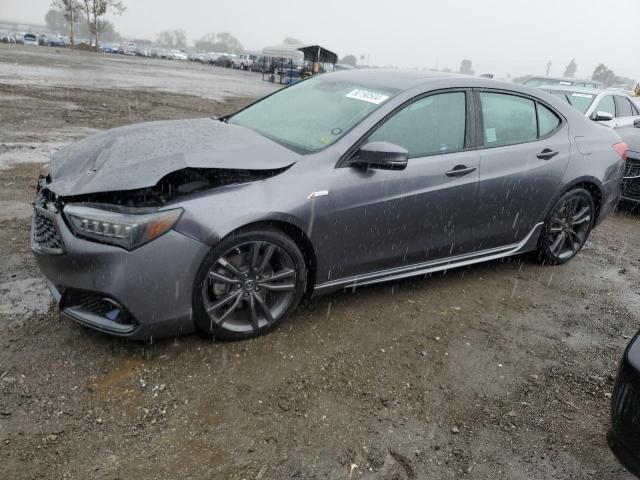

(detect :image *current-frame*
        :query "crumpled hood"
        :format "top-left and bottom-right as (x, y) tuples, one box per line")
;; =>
(47, 118), (299, 196)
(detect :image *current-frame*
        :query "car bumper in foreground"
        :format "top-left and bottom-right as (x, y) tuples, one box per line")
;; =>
(608, 332), (640, 478)
(622, 154), (640, 204)
(31, 204), (209, 340)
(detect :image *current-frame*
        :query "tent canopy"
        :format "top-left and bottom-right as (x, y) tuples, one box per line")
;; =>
(262, 44), (304, 60)
(297, 45), (338, 65)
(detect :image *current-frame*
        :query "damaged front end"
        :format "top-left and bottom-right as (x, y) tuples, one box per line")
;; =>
(34, 165), (289, 251)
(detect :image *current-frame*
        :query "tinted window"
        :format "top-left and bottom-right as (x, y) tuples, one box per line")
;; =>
(368, 92), (466, 157)
(537, 104), (561, 136)
(480, 93), (537, 146)
(615, 96), (633, 117)
(593, 95), (615, 118)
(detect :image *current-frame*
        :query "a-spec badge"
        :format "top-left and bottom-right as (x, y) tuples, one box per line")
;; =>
(307, 190), (329, 200)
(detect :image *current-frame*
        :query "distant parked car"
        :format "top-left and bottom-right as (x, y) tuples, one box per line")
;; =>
(0, 32), (16, 43)
(168, 49), (188, 60)
(540, 86), (640, 128)
(232, 53), (258, 70)
(524, 76), (604, 89)
(123, 43), (137, 55)
(22, 33), (38, 46)
(100, 43), (120, 54)
(211, 54), (233, 67)
(134, 46), (151, 57)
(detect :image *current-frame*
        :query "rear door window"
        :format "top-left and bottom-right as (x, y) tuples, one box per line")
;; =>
(615, 96), (634, 117)
(479, 92), (537, 146)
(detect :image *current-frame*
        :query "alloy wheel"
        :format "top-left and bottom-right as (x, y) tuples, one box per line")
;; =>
(546, 194), (593, 260)
(201, 240), (298, 334)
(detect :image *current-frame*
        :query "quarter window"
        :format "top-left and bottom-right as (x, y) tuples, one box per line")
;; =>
(368, 92), (466, 157)
(537, 103), (561, 137)
(592, 95), (615, 118)
(480, 92), (537, 146)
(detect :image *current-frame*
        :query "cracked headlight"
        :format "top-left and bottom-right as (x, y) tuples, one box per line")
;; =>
(64, 204), (183, 250)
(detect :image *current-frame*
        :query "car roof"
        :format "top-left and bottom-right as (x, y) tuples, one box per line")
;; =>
(528, 76), (601, 84)
(322, 68), (567, 97)
(538, 85), (603, 95)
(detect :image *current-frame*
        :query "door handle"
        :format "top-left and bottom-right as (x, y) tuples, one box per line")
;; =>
(537, 148), (559, 160)
(445, 165), (477, 177)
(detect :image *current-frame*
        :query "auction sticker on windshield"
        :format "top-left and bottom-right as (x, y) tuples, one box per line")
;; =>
(346, 89), (390, 105)
(571, 93), (594, 98)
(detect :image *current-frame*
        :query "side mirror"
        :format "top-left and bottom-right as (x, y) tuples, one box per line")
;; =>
(634, 119), (640, 128)
(593, 111), (614, 122)
(350, 141), (409, 170)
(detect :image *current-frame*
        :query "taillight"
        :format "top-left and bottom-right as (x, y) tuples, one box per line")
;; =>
(613, 142), (628, 162)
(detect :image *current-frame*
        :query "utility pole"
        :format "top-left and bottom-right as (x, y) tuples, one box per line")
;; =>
(546, 61), (552, 77)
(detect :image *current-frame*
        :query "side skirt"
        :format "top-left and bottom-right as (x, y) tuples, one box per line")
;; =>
(314, 222), (544, 294)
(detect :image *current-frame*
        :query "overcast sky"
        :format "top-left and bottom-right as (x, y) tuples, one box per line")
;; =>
(3, 0), (639, 80)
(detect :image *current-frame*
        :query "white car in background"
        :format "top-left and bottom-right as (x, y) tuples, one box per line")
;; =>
(540, 86), (640, 128)
(232, 53), (258, 70)
(170, 50), (188, 60)
(23, 33), (38, 46)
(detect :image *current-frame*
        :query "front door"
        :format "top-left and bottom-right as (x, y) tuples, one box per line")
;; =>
(316, 90), (480, 283)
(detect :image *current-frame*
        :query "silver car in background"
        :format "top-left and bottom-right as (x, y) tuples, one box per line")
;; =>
(540, 86), (640, 128)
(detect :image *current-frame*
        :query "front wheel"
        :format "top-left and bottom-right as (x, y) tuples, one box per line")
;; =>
(193, 228), (306, 340)
(537, 188), (595, 265)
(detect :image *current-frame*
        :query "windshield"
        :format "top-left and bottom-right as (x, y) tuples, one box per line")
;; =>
(230, 75), (398, 153)
(548, 90), (596, 114)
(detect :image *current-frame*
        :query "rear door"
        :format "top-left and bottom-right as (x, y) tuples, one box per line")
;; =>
(474, 90), (570, 250)
(614, 95), (640, 127)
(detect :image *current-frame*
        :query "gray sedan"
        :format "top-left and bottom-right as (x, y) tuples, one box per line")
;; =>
(31, 70), (625, 340)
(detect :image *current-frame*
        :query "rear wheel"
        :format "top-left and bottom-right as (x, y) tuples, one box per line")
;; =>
(537, 188), (595, 265)
(193, 229), (306, 340)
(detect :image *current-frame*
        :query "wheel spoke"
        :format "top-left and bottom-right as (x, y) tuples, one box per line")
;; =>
(550, 231), (565, 255)
(260, 283), (295, 292)
(208, 271), (241, 284)
(249, 242), (262, 274)
(217, 257), (243, 279)
(249, 294), (260, 333)
(253, 292), (274, 324)
(571, 206), (591, 226)
(259, 268), (295, 283)
(257, 245), (277, 272)
(216, 293), (244, 325)
(206, 290), (241, 312)
(549, 226), (563, 233)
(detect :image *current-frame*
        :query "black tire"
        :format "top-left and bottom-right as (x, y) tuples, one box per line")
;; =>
(537, 188), (595, 265)
(193, 228), (306, 340)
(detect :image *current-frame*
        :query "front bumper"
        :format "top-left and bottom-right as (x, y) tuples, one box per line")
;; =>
(608, 332), (640, 478)
(31, 205), (209, 340)
(621, 153), (640, 204)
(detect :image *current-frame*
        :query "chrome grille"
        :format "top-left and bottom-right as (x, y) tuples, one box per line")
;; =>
(624, 158), (640, 178)
(32, 189), (64, 252)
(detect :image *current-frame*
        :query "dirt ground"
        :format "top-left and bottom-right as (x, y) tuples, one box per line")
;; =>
(0, 45), (639, 480)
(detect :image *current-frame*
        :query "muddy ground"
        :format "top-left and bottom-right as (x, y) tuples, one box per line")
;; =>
(0, 45), (638, 479)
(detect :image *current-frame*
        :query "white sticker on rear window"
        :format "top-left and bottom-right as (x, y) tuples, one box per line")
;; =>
(559, 81), (572, 86)
(345, 89), (389, 105)
(485, 128), (497, 143)
(571, 93), (594, 98)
